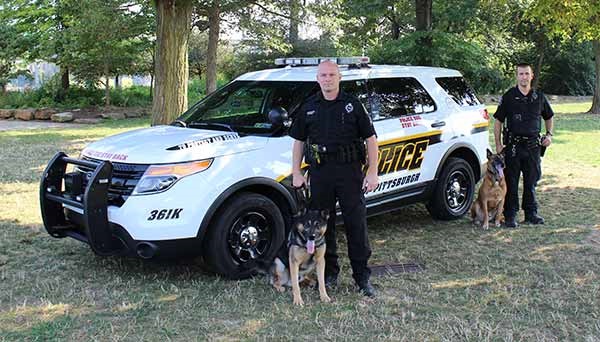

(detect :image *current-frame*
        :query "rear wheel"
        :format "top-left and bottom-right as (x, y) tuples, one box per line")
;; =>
(427, 157), (475, 220)
(203, 192), (285, 279)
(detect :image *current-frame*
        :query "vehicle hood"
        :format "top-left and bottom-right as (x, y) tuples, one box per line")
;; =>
(81, 125), (267, 164)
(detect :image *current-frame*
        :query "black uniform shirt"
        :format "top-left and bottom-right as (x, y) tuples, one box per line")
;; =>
(493, 86), (554, 137)
(289, 91), (375, 148)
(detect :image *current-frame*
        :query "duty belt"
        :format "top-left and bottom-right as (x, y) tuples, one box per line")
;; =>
(305, 141), (366, 165)
(507, 135), (541, 157)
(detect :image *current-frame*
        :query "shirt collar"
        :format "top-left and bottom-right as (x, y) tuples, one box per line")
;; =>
(317, 90), (345, 102)
(513, 86), (534, 98)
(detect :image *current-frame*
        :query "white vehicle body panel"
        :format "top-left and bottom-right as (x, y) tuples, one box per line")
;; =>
(68, 64), (489, 242)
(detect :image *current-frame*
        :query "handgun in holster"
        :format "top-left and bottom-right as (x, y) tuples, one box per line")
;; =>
(304, 138), (324, 165)
(539, 135), (548, 157)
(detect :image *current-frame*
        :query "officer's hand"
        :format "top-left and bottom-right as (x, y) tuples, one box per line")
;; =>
(541, 135), (552, 147)
(363, 172), (379, 193)
(292, 172), (307, 188)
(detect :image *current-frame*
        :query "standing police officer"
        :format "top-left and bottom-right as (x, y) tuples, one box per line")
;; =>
(493, 63), (554, 228)
(289, 60), (379, 297)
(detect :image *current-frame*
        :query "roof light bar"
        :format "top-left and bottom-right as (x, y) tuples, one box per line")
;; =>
(274, 56), (370, 66)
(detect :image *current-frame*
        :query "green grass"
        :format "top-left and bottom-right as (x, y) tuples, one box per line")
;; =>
(1, 104), (599, 340)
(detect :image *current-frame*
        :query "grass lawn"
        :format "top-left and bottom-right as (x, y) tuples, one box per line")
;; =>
(1, 105), (599, 341)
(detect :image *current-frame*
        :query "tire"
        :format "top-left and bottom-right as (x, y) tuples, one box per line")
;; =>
(427, 157), (475, 220)
(203, 192), (285, 279)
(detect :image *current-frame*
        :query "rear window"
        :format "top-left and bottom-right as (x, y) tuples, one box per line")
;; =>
(367, 78), (436, 120)
(435, 77), (481, 106)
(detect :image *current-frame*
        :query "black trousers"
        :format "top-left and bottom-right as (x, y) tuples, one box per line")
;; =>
(504, 143), (542, 218)
(309, 161), (371, 284)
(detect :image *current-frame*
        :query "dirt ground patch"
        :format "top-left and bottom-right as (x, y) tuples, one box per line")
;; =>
(585, 226), (600, 249)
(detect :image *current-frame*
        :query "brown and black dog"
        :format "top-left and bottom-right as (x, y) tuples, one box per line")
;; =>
(471, 149), (507, 229)
(267, 208), (330, 306)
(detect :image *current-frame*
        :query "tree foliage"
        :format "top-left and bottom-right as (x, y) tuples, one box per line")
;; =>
(527, 0), (600, 113)
(0, 19), (31, 93)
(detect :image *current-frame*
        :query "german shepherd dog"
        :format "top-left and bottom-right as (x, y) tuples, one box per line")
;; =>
(267, 188), (330, 306)
(471, 149), (507, 229)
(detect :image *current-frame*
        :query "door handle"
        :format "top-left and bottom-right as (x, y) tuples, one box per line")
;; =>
(431, 121), (446, 128)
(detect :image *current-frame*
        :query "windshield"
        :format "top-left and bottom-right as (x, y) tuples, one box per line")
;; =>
(178, 80), (318, 135)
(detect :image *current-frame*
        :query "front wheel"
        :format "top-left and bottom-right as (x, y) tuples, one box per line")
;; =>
(203, 192), (285, 279)
(427, 157), (475, 220)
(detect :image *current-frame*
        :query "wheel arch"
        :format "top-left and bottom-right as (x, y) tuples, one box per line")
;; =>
(434, 143), (482, 183)
(196, 177), (296, 242)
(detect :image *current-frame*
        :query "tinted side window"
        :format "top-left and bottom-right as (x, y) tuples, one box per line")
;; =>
(436, 77), (481, 106)
(341, 80), (369, 109)
(367, 78), (436, 120)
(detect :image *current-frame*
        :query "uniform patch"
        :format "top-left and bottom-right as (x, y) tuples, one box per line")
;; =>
(307, 110), (315, 116)
(345, 103), (354, 113)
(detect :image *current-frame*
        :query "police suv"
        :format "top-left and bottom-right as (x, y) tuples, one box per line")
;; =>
(40, 57), (490, 278)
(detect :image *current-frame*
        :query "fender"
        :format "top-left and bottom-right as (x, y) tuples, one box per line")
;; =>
(433, 142), (483, 183)
(196, 177), (297, 242)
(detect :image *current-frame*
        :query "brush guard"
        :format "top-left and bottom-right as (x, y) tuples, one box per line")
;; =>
(40, 152), (125, 256)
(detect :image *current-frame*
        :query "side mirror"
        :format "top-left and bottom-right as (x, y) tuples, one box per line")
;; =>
(268, 106), (289, 127)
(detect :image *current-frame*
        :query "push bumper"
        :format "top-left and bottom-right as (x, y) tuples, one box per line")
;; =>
(39, 152), (200, 259)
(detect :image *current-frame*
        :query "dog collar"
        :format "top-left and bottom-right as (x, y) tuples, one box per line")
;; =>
(288, 229), (326, 249)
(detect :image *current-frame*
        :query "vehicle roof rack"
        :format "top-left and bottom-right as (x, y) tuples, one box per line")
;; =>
(274, 56), (370, 68)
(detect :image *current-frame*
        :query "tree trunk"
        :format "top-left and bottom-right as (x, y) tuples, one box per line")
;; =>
(589, 39), (600, 114)
(415, 0), (432, 31)
(415, 0), (433, 66)
(533, 50), (544, 90)
(104, 63), (111, 107)
(152, 0), (193, 125)
(289, 0), (300, 50)
(115, 75), (121, 90)
(205, 0), (220, 95)
(61, 67), (70, 90)
(391, 19), (400, 40)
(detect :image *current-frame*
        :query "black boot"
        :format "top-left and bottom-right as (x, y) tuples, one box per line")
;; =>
(504, 216), (518, 228)
(524, 212), (544, 225)
(356, 280), (376, 297)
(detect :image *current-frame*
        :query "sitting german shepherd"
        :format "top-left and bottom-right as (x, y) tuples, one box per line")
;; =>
(471, 149), (507, 229)
(267, 188), (330, 305)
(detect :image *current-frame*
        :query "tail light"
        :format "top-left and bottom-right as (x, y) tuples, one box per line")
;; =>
(480, 108), (490, 120)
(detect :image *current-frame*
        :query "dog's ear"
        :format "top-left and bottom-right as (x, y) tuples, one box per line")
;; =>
(320, 209), (330, 221)
(486, 148), (493, 159)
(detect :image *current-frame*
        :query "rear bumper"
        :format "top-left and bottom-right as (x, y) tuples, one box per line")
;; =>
(39, 152), (200, 259)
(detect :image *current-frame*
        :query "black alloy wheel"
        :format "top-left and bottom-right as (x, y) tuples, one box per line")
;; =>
(427, 157), (475, 220)
(203, 192), (285, 279)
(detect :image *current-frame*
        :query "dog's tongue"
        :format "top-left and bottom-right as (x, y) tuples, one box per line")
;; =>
(307, 240), (315, 254)
(496, 165), (504, 178)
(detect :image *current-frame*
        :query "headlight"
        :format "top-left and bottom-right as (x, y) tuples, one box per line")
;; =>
(133, 159), (213, 195)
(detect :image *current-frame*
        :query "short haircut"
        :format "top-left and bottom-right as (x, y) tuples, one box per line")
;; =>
(516, 63), (533, 70)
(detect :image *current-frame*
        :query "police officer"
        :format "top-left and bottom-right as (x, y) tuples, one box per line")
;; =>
(493, 63), (554, 228)
(289, 60), (379, 297)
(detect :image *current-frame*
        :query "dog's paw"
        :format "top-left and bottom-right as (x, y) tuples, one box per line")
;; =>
(293, 296), (304, 306)
(482, 223), (489, 230)
(320, 294), (331, 303)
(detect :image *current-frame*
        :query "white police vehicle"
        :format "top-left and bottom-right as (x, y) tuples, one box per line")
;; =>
(40, 57), (490, 278)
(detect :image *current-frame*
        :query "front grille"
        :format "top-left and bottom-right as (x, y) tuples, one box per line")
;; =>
(76, 157), (149, 207)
